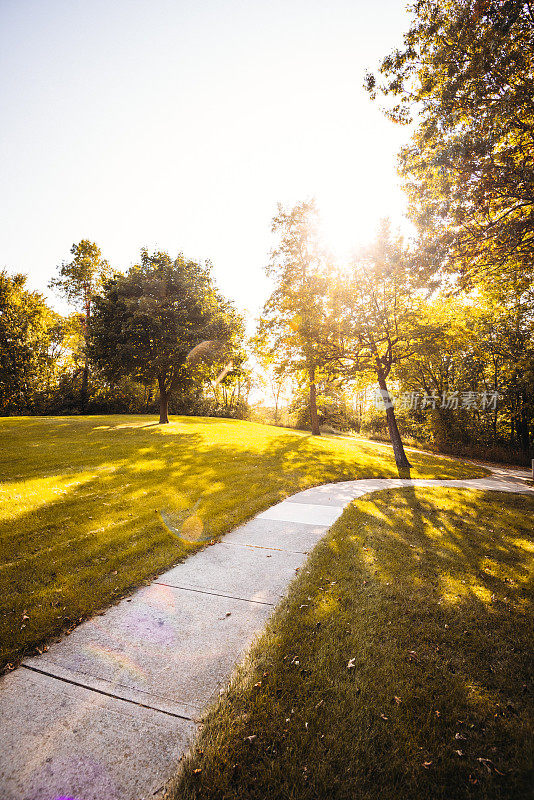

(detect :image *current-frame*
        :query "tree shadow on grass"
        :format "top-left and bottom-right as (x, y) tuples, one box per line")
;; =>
(0, 415), (492, 669)
(177, 487), (533, 800)
(0, 423), (395, 667)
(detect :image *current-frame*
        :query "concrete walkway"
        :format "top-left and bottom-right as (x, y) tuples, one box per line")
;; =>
(1, 468), (532, 800)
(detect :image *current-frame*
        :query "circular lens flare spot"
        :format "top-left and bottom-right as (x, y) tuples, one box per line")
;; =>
(181, 515), (204, 541)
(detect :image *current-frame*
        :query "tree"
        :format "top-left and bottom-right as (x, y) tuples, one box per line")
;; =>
(89, 249), (241, 424)
(289, 377), (356, 432)
(0, 272), (58, 412)
(258, 364), (290, 426)
(365, 0), (534, 289)
(389, 286), (534, 455)
(257, 200), (332, 436)
(331, 223), (422, 471)
(49, 240), (111, 410)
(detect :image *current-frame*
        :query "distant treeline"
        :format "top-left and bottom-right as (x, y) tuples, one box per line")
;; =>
(0, 244), (250, 423)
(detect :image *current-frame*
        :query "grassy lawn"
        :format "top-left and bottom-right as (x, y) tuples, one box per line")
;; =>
(170, 488), (534, 800)
(0, 415), (485, 670)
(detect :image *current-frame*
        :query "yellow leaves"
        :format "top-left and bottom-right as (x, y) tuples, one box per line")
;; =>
(288, 314), (302, 333)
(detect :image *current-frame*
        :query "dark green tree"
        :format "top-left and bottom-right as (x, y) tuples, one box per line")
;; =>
(0, 272), (58, 412)
(89, 249), (242, 424)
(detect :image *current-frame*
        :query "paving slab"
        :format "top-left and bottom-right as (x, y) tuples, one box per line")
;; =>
(287, 479), (401, 506)
(258, 501), (344, 526)
(156, 540), (305, 603)
(24, 583), (273, 712)
(0, 666), (195, 800)
(222, 517), (328, 553)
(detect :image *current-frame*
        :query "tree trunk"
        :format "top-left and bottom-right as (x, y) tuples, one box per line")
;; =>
(80, 297), (91, 413)
(158, 377), (170, 424)
(145, 383), (154, 413)
(80, 359), (89, 413)
(308, 367), (321, 436)
(376, 364), (411, 472)
(518, 406), (529, 452)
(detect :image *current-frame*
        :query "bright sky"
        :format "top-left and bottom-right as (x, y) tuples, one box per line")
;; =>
(0, 0), (412, 320)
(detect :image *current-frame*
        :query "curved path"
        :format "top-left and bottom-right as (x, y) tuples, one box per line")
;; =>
(1, 468), (532, 800)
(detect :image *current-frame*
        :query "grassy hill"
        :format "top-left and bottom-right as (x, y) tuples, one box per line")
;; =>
(0, 415), (486, 669)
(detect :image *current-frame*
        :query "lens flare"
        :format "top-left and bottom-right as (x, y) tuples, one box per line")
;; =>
(159, 501), (212, 544)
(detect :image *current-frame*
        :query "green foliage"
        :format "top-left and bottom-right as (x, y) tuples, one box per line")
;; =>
(259, 200), (327, 371)
(392, 290), (534, 453)
(363, 2), (534, 457)
(329, 221), (424, 468)
(257, 200), (335, 434)
(0, 272), (59, 413)
(332, 221), (424, 375)
(290, 379), (356, 431)
(49, 239), (110, 311)
(366, 0), (534, 287)
(89, 249), (244, 421)
(48, 239), (112, 410)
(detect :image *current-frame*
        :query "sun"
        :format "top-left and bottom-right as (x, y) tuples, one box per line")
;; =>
(317, 194), (379, 261)
(317, 190), (412, 262)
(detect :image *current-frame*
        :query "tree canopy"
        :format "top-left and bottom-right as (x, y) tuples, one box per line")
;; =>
(256, 200), (332, 435)
(89, 249), (242, 423)
(49, 239), (111, 409)
(365, 0), (534, 287)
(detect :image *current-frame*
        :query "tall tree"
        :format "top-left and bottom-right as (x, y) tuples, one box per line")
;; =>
(257, 200), (331, 436)
(49, 240), (110, 410)
(332, 223), (421, 471)
(89, 249), (241, 424)
(365, 0), (534, 289)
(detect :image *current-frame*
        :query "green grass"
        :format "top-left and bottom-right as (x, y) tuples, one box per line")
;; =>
(170, 488), (534, 800)
(0, 415), (486, 670)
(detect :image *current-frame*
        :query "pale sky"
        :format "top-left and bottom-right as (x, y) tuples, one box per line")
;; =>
(0, 0), (412, 320)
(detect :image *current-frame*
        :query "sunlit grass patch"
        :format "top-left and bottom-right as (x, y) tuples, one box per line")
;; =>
(170, 488), (534, 800)
(0, 415), (486, 669)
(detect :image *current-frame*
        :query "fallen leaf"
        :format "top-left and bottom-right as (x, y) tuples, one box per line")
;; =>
(455, 750), (464, 757)
(380, 714), (389, 720)
(394, 696), (402, 705)
(477, 758), (505, 775)
(423, 761), (432, 769)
